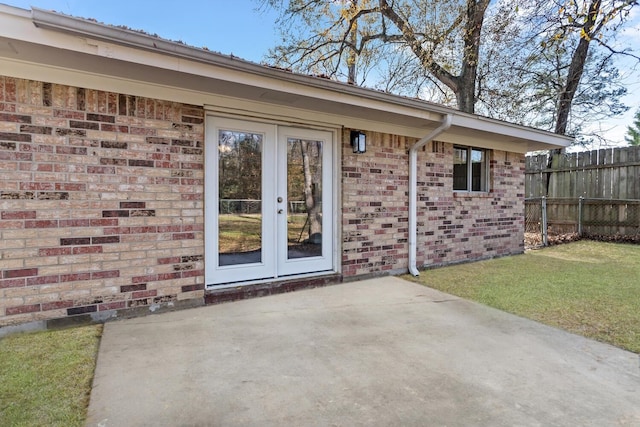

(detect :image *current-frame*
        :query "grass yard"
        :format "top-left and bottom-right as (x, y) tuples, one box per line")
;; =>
(218, 214), (262, 253)
(0, 324), (102, 427)
(405, 241), (640, 353)
(218, 213), (310, 253)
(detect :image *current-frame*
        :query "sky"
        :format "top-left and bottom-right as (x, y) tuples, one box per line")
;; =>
(6, 0), (280, 59)
(4, 0), (640, 149)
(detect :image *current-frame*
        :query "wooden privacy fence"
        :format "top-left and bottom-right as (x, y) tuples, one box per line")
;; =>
(525, 146), (640, 247)
(526, 146), (640, 199)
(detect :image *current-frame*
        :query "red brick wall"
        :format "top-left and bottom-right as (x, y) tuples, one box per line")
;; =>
(342, 131), (412, 276)
(416, 143), (525, 266)
(0, 76), (205, 326)
(0, 75), (526, 327)
(342, 131), (525, 277)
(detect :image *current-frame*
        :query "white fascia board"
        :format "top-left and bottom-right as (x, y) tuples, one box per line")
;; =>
(0, 56), (424, 137)
(0, 4), (30, 18)
(451, 114), (572, 149)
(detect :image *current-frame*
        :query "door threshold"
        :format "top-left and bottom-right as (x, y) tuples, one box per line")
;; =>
(204, 273), (343, 305)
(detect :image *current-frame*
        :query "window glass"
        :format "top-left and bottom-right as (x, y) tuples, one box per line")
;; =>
(471, 148), (486, 192)
(453, 146), (488, 192)
(453, 147), (468, 191)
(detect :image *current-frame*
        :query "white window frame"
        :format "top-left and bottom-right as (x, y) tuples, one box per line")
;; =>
(453, 145), (490, 193)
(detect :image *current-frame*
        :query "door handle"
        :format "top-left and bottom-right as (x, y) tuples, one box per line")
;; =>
(278, 209), (284, 214)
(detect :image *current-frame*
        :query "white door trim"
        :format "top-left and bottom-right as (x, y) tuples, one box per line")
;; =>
(204, 117), (276, 285)
(205, 115), (339, 288)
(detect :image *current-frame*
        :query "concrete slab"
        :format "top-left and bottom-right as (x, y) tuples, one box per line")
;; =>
(86, 277), (640, 426)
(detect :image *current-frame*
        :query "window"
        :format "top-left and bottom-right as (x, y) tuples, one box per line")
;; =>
(453, 146), (489, 192)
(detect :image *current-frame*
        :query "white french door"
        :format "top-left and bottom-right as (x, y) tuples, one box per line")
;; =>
(205, 117), (334, 286)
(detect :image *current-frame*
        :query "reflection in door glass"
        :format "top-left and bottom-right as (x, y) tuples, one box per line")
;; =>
(218, 130), (262, 266)
(287, 138), (322, 259)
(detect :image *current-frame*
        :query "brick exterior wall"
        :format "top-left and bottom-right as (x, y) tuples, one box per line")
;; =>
(342, 130), (525, 277)
(0, 76), (205, 326)
(416, 143), (526, 266)
(0, 75), (525, 327)
(342, 131), (412, 276)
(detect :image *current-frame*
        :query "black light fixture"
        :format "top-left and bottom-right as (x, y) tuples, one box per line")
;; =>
(350, 130), (366, 154)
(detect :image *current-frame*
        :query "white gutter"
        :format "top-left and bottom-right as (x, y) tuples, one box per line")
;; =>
(408, 114), (453, 276)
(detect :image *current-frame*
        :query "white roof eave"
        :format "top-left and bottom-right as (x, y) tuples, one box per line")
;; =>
(18, 6), (572, 152)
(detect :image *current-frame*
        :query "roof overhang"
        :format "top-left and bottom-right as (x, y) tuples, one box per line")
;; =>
(0, 4), (572, 153)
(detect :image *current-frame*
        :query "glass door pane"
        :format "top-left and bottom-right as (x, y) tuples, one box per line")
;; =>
(218, 130), (263, 266)
(277, 127), (333, 277)
(286, 138), (323, 260)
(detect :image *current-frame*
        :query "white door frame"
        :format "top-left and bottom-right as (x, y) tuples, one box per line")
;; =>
(276, 126), (334, 277)
(205, 116), (337, 288)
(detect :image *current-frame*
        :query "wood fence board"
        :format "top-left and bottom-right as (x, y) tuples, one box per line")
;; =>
(631, 148), (638, 200)
(576, 151), (587, 196)
(612, 148), (622, 199)
(601, 149), (610, 198)
(561, 153), (572, 197)
(591, 150), (600, 198)
(569, 153), (578, 197)
(606, 149), (614, 199)
(586, 150), (594, 196)
(525, 146), (640, 200)
(624, 147), (634, 199)
(617, 148), (628, 199)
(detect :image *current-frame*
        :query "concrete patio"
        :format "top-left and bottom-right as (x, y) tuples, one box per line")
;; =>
(86, 276), (640, 426)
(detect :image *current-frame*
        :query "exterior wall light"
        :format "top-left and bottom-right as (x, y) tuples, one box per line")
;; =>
(350, 130), (366, 154)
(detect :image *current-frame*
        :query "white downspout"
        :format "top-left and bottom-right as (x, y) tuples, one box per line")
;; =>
(408, 114), (452, 276)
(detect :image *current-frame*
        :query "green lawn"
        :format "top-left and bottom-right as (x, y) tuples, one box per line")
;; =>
(0, 325), (102, 427)
(218, 213), (310, 253)
(218, 214), (263, 253)
(404, 241), (640, 353)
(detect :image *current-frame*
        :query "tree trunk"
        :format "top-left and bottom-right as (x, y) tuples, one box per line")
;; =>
(300, 141), (322, 237)
(378, 0), (485, 113)
(547, 0), (601, 195)
(347, 0), (358, 85)
(347, 57), (357, 85)
(555, 0), (601, 136)
(457, 0), (490, 114)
